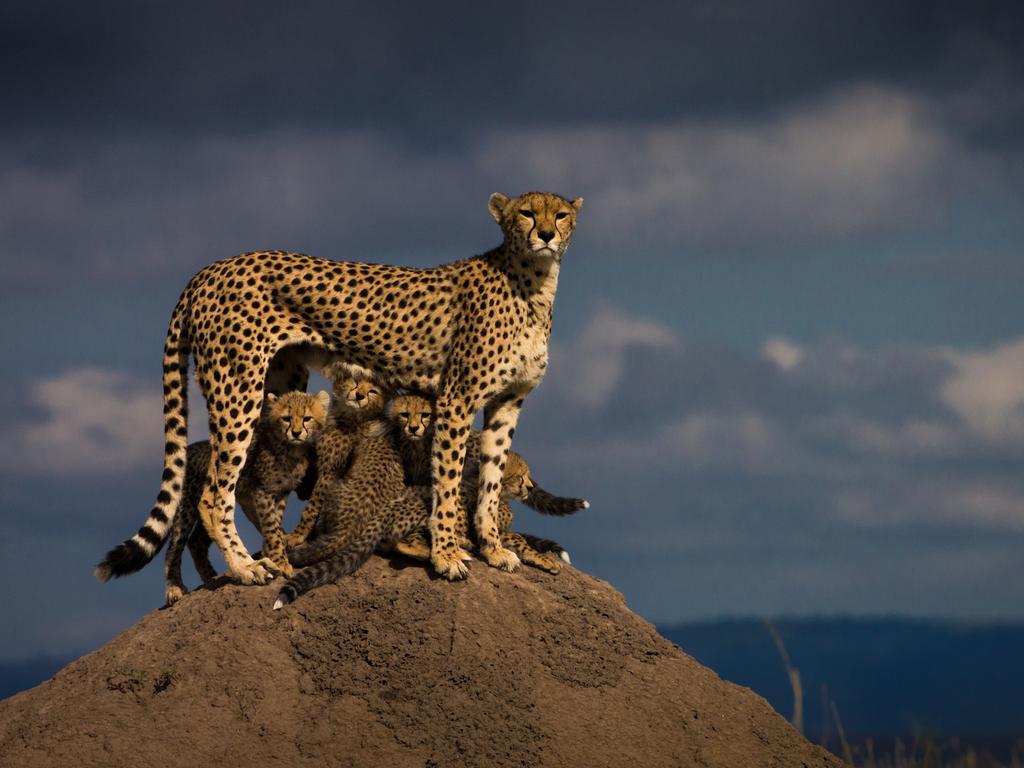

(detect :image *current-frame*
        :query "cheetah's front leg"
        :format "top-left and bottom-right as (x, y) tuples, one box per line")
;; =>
(429, 397), (475, 580)
(243, 493), (293, 577)
(474, 388), (530, 572)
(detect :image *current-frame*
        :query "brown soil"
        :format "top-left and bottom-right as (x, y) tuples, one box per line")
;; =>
(0, 556), (841, 768)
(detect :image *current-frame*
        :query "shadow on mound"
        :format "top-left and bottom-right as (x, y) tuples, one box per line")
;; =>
(0, 557), (841, 768)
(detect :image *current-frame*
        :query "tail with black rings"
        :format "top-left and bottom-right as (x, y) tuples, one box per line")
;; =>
(95, 292), (192, 582)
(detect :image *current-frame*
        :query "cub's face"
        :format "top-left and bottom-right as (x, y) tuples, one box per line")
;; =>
(264, 390), (330, 444)
(336, 378), (388, 415)
(489, 191), (583, 259)
(390, 394), (435, 442)
(502, 452), (533, 497)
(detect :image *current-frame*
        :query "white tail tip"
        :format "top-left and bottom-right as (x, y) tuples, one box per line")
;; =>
(582, 500), (590, 509)
(559, 550), (572, 564)
(272, 599), (284, 611)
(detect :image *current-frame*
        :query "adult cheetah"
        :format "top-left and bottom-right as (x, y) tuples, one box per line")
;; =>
(146, 191), (582, 584)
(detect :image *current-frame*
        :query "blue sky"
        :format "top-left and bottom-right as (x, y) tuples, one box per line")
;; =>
(1, 0), (1023, 662)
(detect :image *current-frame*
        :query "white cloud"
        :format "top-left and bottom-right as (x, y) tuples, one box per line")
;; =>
(0, 368), (206, 476)
(761, 336), (804, 371)
(940, 338), (1024, 443)
(529, 306), (1024, 533)
(548, 305), (679, 408)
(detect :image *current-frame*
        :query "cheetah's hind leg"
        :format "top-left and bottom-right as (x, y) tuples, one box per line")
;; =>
(501, 531), (562, 574)
(519, 532), (572, 565)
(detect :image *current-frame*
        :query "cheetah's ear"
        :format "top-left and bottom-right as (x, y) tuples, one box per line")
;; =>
(315, 390), (330, 412)
(571, 197), (583, 212)
(488, 193), (509, 224)
(265, 393), (278, 405)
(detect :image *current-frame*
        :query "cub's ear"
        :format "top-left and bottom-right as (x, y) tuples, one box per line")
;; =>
(315, 390), (330, 412)
(571, 197), (583, 212)
(488, 192), (509, 223)
(265, 393), (278, 405)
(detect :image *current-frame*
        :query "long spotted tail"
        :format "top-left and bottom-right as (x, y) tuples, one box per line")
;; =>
(520, 532), (573, 564)
(522, 481), (589, 517)
(95, 292), (191, 582)
(273, 538), (377, 609)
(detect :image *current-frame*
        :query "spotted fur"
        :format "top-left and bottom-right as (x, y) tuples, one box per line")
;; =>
(96, 391), (329, 605)
(390, 393), (589, 517)
(140, 191), (581, 585)
(389, 393), (581, 570)
(283, 375), (391, 550)
(273, 415), (442, 608)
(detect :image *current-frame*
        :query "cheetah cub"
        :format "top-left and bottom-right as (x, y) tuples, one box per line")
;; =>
(391, 393), (588, 519)
(95, 390), (330, 605)
(283, 372), (393, 550)
(389, 392), (585, 569)
(273, 391), (446, 608)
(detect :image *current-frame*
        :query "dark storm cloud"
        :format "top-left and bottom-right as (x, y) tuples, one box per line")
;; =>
(3, 83), (1020, 292)
(2, 1), (1022, 292)
(3, 0), (1022, 142)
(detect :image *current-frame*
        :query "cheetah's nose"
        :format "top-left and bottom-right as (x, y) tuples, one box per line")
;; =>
(538, 230), (554, 243)
(291, 429), (302, 439)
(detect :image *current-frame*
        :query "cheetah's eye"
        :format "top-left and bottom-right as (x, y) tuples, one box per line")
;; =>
(519, 209), (534, 218)
(302, 416), (312, 423)
(555, 212), (568, 220)
(398, 412), (409, 419)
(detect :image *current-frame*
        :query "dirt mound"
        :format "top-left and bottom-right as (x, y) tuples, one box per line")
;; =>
(0, 557), (840, 767)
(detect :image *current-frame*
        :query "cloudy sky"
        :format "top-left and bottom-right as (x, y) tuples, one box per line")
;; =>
(1, 0), (1023, 661)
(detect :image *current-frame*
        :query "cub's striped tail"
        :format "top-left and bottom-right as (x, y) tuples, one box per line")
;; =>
(522, 482), (589, 517)
(273, 538), (377, 610)
(95, 292), (192, 582)
(521, 532), (573, 565)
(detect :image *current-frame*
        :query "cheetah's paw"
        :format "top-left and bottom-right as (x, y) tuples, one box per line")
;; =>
(231, 558), (278, 585)
(532, 555), (562, 575)
(165, 585), (187, 605)
(432, 550), (470, 581)
(480, 544), (521, 573)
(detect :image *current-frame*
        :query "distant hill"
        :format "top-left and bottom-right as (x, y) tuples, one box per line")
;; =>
(659, 618), (1024, 745)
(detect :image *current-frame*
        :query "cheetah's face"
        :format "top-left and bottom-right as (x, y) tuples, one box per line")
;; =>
(337, 378), (388, 415)
(390, 394), (435, 442)
(264, 390), (330, 445)
(489, 191), (583, 259)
